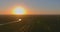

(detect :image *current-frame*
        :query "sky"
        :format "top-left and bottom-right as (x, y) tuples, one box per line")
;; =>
(0, 0), (60, 15)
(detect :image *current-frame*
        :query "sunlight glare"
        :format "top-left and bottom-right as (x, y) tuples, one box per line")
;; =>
(12, 7), (26, 15)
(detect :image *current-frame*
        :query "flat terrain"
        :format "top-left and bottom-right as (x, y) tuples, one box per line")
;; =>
(0, 15), (60, 32)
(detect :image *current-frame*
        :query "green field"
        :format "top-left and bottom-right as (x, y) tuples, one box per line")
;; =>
(0, 15), (60, 32)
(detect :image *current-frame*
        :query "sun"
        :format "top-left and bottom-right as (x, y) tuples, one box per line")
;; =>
(12, 7), (26, 15)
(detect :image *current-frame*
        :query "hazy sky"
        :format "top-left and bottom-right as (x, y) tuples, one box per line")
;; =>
(0, 0), (60, 15)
